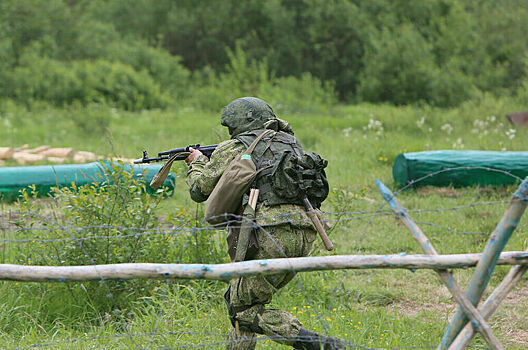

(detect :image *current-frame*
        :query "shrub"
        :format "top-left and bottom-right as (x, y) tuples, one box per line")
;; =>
(104, 41), (191, 100)
(15, 163), (224, 311)
(190, 43), (337, 113)
(5, 57), (169, 110)
(357, 24), (436, 105)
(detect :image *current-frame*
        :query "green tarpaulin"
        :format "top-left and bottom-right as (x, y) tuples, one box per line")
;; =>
(0, 161), (175, 200)
(393, 150), (528, 188)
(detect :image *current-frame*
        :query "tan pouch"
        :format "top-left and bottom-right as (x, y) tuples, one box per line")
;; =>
(204, 130), (274, 226)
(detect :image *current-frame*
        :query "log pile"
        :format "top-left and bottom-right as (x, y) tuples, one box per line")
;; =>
(0, 145), (134, 166)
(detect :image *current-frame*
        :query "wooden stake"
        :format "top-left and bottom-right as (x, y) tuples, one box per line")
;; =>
(376, 179), (503, 350)
(439, 176), (528, 349)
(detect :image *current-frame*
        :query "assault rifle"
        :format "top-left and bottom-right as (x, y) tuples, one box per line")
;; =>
(134, 144), (218, 164)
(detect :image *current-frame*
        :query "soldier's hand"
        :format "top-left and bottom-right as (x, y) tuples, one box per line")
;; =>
(185, 147), (203, 165)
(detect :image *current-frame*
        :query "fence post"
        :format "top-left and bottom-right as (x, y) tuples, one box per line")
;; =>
(448, 264), (528, 349)
(375, 179), (503, 349)
(439, 177), (528, 349)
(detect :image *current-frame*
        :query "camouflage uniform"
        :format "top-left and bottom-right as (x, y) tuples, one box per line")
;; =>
(186, 97), (344, 350)
(187, 138), (318, 348)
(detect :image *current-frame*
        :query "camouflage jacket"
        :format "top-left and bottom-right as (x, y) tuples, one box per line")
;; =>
(187, 138), (318, 229)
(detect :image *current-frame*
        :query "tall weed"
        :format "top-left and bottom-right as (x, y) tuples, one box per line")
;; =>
(14, 163), (224, 313)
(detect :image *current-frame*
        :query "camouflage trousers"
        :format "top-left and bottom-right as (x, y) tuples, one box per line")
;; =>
(224, 223), (317, 350)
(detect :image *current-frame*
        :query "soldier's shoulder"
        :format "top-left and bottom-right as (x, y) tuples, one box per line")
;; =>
(212, 139), (244, 156)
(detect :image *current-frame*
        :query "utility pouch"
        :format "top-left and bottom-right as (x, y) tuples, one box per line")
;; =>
(205, 129), (274, 226)
(226, 221), (259, 261)
(270, 151), (329, 208)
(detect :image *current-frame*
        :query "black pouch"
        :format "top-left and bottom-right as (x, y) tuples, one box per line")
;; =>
(270, 151), (329, 208)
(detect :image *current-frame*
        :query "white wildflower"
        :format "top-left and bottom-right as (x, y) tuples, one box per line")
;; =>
(363, 118), (384, 135)
(441, 123), (453, 135)
(343, 127), (353, 137)
(505, 129), (516, 140)
(452, 138), (464, 149)
(416, 116), (425, 130)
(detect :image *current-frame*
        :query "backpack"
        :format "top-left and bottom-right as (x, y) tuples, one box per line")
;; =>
(204, 129), (274, 226)
(236, 129), (329, 208)
(270, 151), (329, 209)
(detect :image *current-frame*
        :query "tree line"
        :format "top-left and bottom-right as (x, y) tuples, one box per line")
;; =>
(1, 0), (527, 110)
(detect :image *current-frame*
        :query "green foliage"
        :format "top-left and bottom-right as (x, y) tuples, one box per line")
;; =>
(358, 24), (436, 105)
(2, 0), (527, 108)
(14, 163), (224, 312)
(2, 98), (528, 347)
(5, 58), (169, 110)
(190, 43), (336, 113)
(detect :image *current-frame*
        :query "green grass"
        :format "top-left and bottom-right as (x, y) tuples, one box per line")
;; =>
(1, 96), (528, 349)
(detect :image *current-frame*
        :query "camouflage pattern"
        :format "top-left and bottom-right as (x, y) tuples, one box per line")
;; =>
(235, 129), (304, 208)
(187, 98), (321, 349)
(187, 138), (319, 229)
(225, 223), (316, 349)
(187, 139), (244, 202)
(235, 128), (329, 209)
(221, 97), (277, 137)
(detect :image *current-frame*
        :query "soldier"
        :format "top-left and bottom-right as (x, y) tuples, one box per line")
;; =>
(185, 97), (345, 350)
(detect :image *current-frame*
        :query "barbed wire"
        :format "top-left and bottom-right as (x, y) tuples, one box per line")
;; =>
(2, 166), (526, 349)
(15, 329), (461, 350)
(0, 199), (517, 244)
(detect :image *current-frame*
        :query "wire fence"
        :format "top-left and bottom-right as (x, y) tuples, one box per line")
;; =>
(0, 166), (527, 349)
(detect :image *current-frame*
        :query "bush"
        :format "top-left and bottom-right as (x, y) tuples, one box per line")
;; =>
(5, 57), (169, 110)
(15, 163), (224, 311)
(357, 24), (436, 105)
(3, 0), (528, 107)
(190, 43), (337, 113)
(259, 73), (336, 114)
(109, 43), (190, 100)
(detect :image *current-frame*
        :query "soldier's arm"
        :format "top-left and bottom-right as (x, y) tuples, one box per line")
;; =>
(186, 139), (244, 202)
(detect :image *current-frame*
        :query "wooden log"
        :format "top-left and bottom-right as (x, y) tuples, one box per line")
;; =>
(47, 157), (65, 164)
(111, 157), (134, 164)
(73, 151), (98, 163)
(41, 148), (75, 158)
(27, 145), (50, 154)
(14, 144), (29, 152)
(439, 176), (528, 349)
(1, 251), (528, 282)
(0, 147), (14, 160)
(376, 179), (503, 350)
(448, 264), (528, 349)
(13, 152), (46, 165)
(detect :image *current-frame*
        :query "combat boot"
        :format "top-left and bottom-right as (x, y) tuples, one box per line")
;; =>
(292, 328), (347, 350)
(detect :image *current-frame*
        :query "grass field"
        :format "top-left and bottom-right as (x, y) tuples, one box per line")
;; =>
(1, 95), (528, 349)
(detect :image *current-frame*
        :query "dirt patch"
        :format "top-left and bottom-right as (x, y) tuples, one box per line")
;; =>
(383, 282), (528, 346)
(416, 186), (461, 198)
(391, 298), (454, 318)
(495, 284), (528, 346)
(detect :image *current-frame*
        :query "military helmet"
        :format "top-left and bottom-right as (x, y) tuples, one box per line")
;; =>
(221, 97), (277, 136)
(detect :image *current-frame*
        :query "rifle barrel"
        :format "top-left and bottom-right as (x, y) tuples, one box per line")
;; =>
(135, 144), (218, 164)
